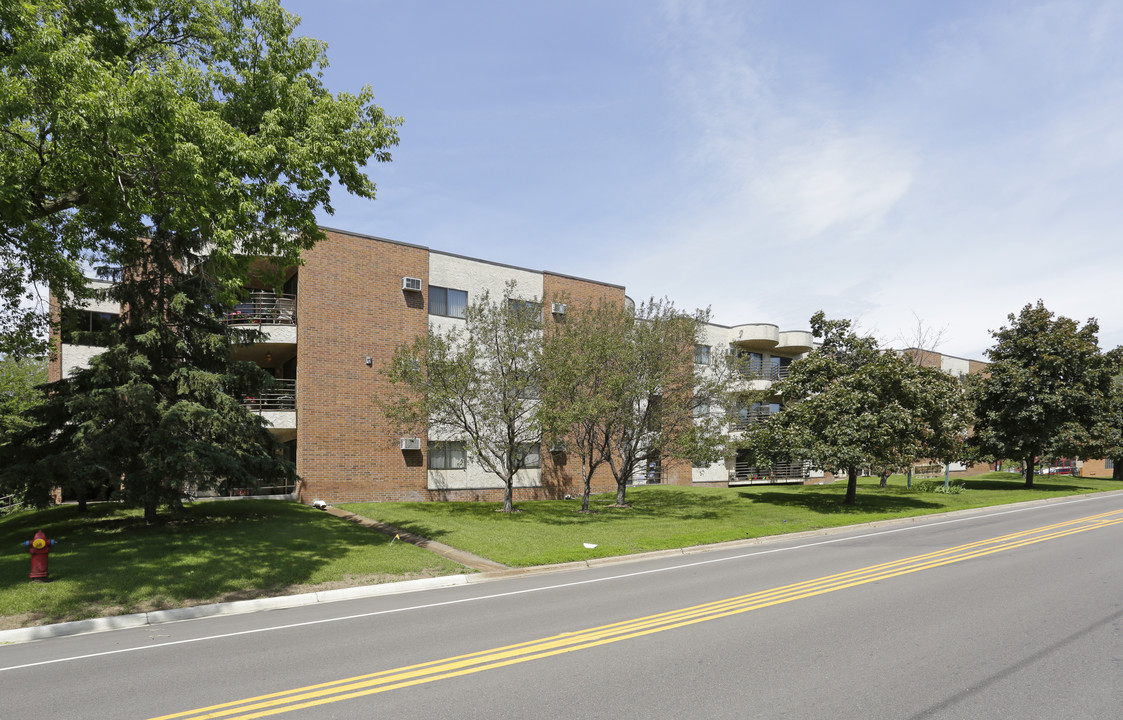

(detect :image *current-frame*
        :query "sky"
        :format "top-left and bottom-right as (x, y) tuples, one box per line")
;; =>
(279, 0), (1123, 360)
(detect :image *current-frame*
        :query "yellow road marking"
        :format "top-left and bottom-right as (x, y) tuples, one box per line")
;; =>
(151, 509), (1123, 720)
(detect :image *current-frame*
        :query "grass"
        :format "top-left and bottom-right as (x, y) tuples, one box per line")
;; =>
(338, 472), (1123, 567)
(0, 500), (464, 629)
(3, 472), (1119, 629)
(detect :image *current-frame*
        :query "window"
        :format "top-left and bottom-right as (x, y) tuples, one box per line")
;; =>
(693, 401), (710, 418)
(694, 344), (711, 365)
(427, 441), (466, 470)
(507, 298), (541, 321)
(60, 310), (119, 346)
(1107, 458), (1114, 470)
(429, 286), (468, 318)
(517, 442), (541, 469)
(769, 355), (792, 379)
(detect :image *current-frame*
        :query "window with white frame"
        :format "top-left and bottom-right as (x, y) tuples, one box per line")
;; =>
(694, 344), (711, 365)
(427, 441), (466, 470)
(429, 286), (468, 318)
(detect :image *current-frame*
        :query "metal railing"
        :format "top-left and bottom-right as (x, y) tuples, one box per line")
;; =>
(738, 365), (791, 381)
(224, 291), (297, 326)
(730, 460), (809, 484)
(242, 379), (296, 411)
(731, 409), (776, 432)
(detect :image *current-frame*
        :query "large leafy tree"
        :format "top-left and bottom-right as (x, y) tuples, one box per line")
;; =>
(1, 0), (398, 354)
(539, 297), (621, 511)
(740, 312), (970, 504)
(0, 355), (46, 438)
(385, 284), (543, 513)
(0, 0), (398, 518)
(599, 300), (732, 507)
(968, 301), (1118, 487)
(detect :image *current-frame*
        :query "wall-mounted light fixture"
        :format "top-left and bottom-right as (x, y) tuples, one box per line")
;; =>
(365, 356), (373, 367)
(264, 352), (272, 364)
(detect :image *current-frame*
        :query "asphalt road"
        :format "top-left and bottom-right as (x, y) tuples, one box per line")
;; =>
(4, 492), (1123, 720)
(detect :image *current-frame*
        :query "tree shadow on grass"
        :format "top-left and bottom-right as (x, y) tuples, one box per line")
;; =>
(965, 479), (1101, 492)
(742, 490), (942, 515)
(0, 500), (433, 623)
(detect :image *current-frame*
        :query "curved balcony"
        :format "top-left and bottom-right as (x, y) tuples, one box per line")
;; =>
(729, 323), (779, 351)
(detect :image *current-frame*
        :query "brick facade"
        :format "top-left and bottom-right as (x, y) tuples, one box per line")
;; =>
(295, 229), (430, 503)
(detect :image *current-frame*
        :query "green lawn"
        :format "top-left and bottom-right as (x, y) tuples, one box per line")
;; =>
(339, 472), (1123, 567)
(0, 500), (464, 629)
(3, 472), (1119, 630)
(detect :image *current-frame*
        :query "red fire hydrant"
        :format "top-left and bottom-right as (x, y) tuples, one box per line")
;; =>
(24, 530), (57, 581)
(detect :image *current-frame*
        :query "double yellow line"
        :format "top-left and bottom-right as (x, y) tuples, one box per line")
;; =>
(154, 508), (1123, 720)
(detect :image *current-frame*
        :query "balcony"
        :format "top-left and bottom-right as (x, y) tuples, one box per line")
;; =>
(224, 291), (296, 326)
(242, 379), (296, 411)
(731, 409), (776, 432)
(729, 459), (809, 485)
(738, 365), (791, 382)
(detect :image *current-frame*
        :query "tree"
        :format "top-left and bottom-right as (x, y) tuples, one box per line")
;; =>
(599, 300), (732, 507)
(739, 312), (970, 504)
(539, 297), (620, 511)
(0, 355), (46, 438)
(1, 0), (399, 354)
(0, 0), (398, 519)
(384, 284), (543, 513)
(968, 301), (1118, 488)
(1, 265), (295, 520)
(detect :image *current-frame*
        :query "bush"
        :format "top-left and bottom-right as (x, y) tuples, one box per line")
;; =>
(914, 480), (965, 494)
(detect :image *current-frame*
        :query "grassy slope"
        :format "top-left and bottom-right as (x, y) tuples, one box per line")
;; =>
(339, 473), (1123, 567)
(0, 500), (463, 628)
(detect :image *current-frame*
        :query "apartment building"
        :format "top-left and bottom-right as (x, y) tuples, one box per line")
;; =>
(691, 322), (817, 486)
(50, 227), (818, 503)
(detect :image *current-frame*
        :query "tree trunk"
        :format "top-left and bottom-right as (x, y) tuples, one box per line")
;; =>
(1113, 457), (1121, 482)
(845, 466), (858, 504)
(144, 497), (158, 523)
(502, 479), (514, 512)
(616, 480), (627, 506)
(581, 461), (591, 512)
(1024, 454), (1035, 488)
(878, 469), (891, 488)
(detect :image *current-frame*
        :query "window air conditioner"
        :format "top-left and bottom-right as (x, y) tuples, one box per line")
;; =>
(402, 277), (422, 292)
(400, 437), (422, 451)
(551, 302), (567, 315)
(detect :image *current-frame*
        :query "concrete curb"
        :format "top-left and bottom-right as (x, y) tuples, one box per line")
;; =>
(4, 489), (1121, 646)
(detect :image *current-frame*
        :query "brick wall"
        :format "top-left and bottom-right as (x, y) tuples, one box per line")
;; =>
(296, 229), (430, 503)
(540, 273), (626, 498)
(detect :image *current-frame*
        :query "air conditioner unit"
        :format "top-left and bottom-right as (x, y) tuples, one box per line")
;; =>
(400, 437), (422, 451)
(551, 302), (567, 315)
(402, 277), (422, 292)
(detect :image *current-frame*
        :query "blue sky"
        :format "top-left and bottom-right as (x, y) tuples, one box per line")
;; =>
(281, 0), (1123, 359)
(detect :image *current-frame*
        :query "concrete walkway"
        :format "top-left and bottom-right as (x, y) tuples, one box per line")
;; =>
(322, 506), (508, 572)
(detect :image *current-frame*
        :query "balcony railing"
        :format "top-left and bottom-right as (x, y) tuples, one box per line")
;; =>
(738, 365), (791, 381)
(242, 379), (296, 411)
(224, 291), (297, 326)
(731, 410), (776, 432)
(730, 459), (809, 484)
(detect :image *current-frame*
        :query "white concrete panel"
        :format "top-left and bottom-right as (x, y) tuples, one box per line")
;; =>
(259, 410), (296, 430)
(59, 344), (104, 378)
(429, 252), (544, 307)
(428, 466), (542, 490)
(941, 356), (971, 377)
